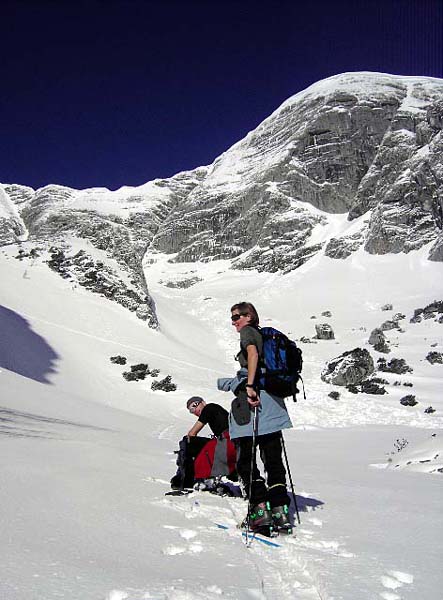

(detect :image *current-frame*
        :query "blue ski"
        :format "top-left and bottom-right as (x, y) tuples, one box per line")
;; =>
(214, 523), (281, 548)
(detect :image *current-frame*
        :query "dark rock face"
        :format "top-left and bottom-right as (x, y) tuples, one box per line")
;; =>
(428, 235), (443, 261)
(123, 364), (151, 381)
(377, 357), (413, 374)
(427, 99), (443, 130)
(300, 336), (317, 344)
(360, 379), (388, 394)
(400, 395), (418, 406)
(0, 185), (30, 244)
(44, 247), (158, 327)
(161, 276), (202, 288)
(321, 347), (375, 386)
(150, 74), (443, 271)
(392, 313), (406, 322)
(349, 92), (443, 260)
(110, 355), (127, 365)
(410, 300), (443, 323)
(151, 375), (177, 392)
(381, 304), (393, 311)
(368, 328), (391, 353)
(380, 320), (399, 331)
(315, 323), (335, 340)
(426, 351), (443, 364)
(345, 376), (388, 394)
(324, 232), (365, 259)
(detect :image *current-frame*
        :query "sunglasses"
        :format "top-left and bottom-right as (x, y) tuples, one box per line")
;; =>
(189, 401), (202, 413)
(231, 314), (244, 322)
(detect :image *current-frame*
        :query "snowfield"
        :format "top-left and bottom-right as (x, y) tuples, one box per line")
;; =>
(1, 240), (442, 600)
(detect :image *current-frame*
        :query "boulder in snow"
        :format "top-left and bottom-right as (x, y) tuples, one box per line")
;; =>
(368, 328), (390, 353)
(377, 357), (413, 374)
(400, 395), (418, 407)
(321, 348), (374, 386)
(315, 323), (335, 340)
(426, 351), (443, 365)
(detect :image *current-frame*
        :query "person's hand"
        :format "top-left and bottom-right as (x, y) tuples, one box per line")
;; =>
(246, 387), (260, 407)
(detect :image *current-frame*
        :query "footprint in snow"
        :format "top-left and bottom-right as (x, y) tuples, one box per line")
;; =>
(106, 591), (128, 600)
(179, 529), (197, 540)
(162, 543), (202, 555)
(308, 517), (323, 527)
(206, 585), (223, 594)
(162, 545), (186, 556)
(380, 593), (401, 600)
(162, 528), (203, 555)
(179, 529), (203, 553)
(290, 536), (355, 558)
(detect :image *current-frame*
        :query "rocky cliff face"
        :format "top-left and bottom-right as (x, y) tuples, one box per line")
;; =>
(1, 72), (442, 326)
(0, 184), (30, 245)
(150, 73), (443, 270)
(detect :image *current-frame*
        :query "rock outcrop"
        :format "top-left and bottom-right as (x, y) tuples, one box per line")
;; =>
(368, 328), (391, 353)
(2, 72), (443, 326)
(321, 348), (375, 386)
(315, 323), (335, 340)
(377, 357), (413, 374)
(426, 351), (443, 364)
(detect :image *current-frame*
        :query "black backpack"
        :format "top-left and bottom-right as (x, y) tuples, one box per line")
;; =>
(258, 327), (303, 401)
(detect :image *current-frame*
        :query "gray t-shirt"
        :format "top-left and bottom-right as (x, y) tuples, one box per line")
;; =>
(237, 326), (263, 368)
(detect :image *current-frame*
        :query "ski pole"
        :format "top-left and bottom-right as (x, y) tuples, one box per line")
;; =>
(281, 432), (301, 524)
(245, 405), (258, 546)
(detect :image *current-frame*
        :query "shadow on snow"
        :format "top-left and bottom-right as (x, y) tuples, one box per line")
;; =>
(289, 492), (325, 524)
(0, 407), (111, 438)
(0, 305), (59, 384)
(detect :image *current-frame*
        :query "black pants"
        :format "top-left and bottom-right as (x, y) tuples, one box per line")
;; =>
(235, 431), (290, 508)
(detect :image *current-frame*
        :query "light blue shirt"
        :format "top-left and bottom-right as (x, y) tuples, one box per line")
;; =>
(217, 369), (292, 439)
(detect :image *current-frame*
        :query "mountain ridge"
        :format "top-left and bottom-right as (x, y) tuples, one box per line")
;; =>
(1, 71), (442, 326)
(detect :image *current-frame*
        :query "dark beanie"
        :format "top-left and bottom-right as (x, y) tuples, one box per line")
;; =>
(186, 396), (204, 409)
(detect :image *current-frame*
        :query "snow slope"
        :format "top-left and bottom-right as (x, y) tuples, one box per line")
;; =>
(1, 241), (443, 600)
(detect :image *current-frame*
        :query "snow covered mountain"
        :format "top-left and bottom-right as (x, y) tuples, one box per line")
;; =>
(1, 72), (443, 600)
(1, 72), (442, 327)
(1, 233), (443, 600)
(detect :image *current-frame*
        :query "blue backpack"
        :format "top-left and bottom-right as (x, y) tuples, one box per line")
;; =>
(258, 327), (303, 401)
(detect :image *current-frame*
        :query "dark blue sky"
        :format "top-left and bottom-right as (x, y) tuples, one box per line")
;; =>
(1, 0), (442, 191)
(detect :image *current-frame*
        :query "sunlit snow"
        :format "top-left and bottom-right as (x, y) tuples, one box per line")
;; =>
(1, 237), (442, 599)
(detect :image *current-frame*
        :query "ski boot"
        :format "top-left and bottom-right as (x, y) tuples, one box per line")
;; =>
(271, 505), (293, 534)
(242, 501), (273, 537)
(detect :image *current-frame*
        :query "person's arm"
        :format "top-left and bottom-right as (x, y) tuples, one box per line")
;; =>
(246, 344), (260, 407)
(187, 420), (205, 437)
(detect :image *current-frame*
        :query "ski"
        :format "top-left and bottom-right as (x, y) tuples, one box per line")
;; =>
(214, 523), (282, 548)
(164, 489), (193, 497)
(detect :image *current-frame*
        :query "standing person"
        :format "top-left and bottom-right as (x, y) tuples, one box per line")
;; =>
(218, 302), (293, 535)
